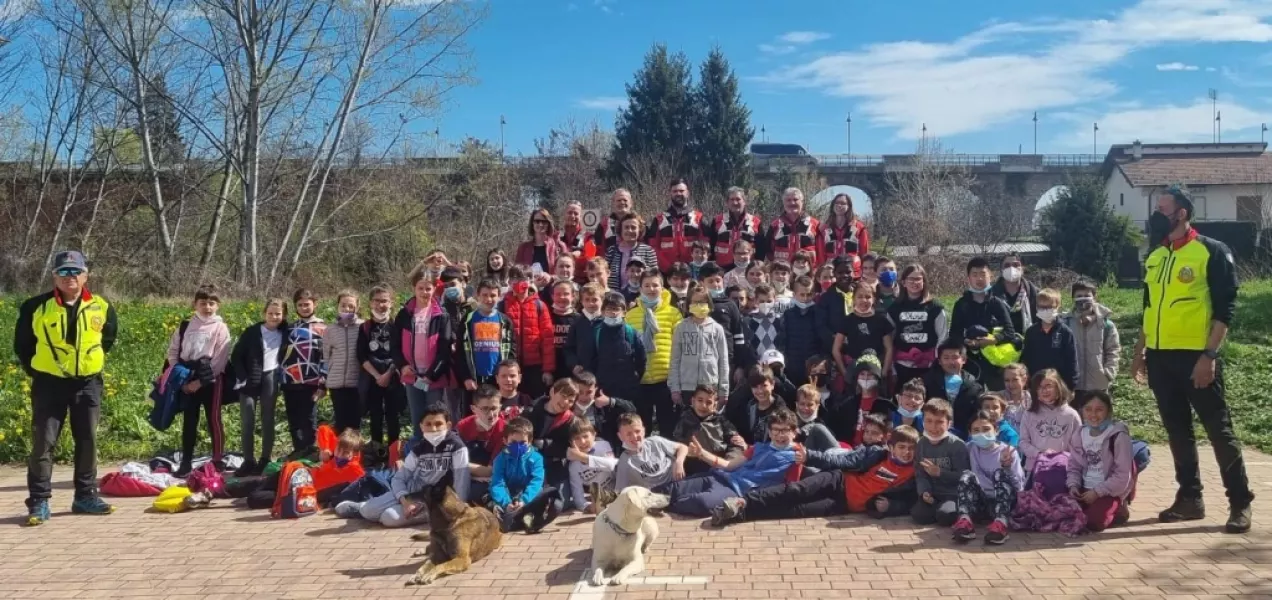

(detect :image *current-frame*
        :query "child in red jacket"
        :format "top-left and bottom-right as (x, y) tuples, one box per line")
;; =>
(500, 266), (556, 398)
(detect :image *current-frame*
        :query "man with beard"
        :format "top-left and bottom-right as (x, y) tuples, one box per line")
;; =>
(708, 186), (765, 270)
(645, 178), (706, 276)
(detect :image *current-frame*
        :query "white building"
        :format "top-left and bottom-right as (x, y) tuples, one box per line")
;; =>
(1103, 141), (1272, 227)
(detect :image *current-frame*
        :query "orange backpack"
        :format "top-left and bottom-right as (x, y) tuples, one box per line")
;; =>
(271, 461), (318, 518)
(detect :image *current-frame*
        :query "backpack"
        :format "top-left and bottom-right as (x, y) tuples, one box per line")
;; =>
(271, 461), (318, 518)
(185, 461), (226, 497)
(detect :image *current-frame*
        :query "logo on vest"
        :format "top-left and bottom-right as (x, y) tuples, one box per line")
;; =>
(1177, 266), (1195, 284)
(89, 314), (105, 332)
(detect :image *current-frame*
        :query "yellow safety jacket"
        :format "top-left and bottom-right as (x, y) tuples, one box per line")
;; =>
(1142, 232), (1233, 351)
(29, 293), (111, 378)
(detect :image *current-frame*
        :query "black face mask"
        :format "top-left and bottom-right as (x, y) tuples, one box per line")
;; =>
(1148, 211), (1177, 245)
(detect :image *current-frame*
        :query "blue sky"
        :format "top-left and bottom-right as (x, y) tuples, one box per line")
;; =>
(443, 0), (1272, 157)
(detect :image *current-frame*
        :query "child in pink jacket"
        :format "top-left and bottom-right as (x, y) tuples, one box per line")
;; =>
(1065, 390), (1135, 531)
(166, 284), (231, 476)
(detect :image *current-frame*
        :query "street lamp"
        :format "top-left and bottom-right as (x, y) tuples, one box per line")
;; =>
(499, 115), (506, 157)
(761, 125), (766, 143)
(846, 113), (852, 156)
(1215, 111), (1222, 143)
(1093, 122), (1099, 159)
(1262, 123), (1268, 143)
(1032, 111), (1038, 154)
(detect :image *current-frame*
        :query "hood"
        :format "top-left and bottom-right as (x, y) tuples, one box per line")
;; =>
(1083, 420), (1130, 438)
(191, 313), (224, 325)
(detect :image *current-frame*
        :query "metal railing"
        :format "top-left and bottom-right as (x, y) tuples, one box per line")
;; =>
(806, 153), (1104, 168)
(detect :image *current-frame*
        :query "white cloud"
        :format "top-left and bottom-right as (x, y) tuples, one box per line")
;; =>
(576, 96), (628, 111)
(759, 44), (796, 55)
(778, 31), (831, 45)
(1206, 66), (1218, 71)
(1056, 98), (1263, 148)
(760, 0), (1272, 140)
(1157, 62), (1200, 71)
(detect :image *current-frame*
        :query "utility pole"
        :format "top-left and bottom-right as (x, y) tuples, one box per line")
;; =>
(499, 115), (506, 157)
(846, 113), (852, 156)
(1032, 111), (1038, 154)
(1208, 89), (1218, 142)
(921, 122), (927, 146)
(1216, 111), (1222, 143)
(1093, 122), (1099, 158)
(761, 125), (766, 143)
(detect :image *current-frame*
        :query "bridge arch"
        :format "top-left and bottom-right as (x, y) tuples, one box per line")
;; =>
(809, 185), (874, 222)
(1034, 184), (1067, 227)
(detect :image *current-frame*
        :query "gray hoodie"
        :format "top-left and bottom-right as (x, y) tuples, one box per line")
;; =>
(1060, 303), (1121, 391)
(916, 433), (970, 500)
(668, 316), (730, 398)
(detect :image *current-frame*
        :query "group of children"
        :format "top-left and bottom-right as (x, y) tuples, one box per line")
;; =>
(161, 246), (1135, 540)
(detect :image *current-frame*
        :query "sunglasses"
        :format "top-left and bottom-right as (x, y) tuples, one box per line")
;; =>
(55, 268), (84, 277)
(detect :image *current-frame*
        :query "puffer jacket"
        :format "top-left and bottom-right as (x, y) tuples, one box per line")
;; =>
(323, 318), (363, 389)
(392, 296), (458, 388)
(668, 316), (730, 397)
(1060, 304), (1121, 391)
(625, 289), (681, 384)
(499, 292), (556, 372)
(779, 301), (819, 385)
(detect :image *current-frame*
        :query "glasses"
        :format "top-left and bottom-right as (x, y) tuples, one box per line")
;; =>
(55, 268), (83, 277)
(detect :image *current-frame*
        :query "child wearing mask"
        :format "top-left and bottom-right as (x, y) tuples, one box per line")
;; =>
(814, 263), (837, 297)
(1020, 288), (1079, 391)
(948, 257), (1016, 391)
(831, 281), (893, 388)
(1018, 369), (1080, 473)
(168, 284), (232, 477)
(746, 284), (784, 359)
(358, 285), (402, 447)
(397, 266), (468, 427)
(490, 417), (564, 533)
(779, 276), (820, 386)
(743, 261), (769, 295)
(891, 378), (926, 434)
(280, 288), (326, 458)
(1060, 279), (1121, 395)
(979, 393), (1019, 448)
(920, 341), (986, 437)
(232, 298), (288, 476)
(792, 384), (841, 451)
(673, 385), (747, 475)
(1066, 390), (1135, 531)
(824, 351), (888, 446)
(579, 291), (646, 404)
(698, 262), (749, 382)
(324, 290), (365, 437)
(1000, 363), (1031, 428)
(722, 239), (755, 292)
(767, 261), (794, 312)
(953, 411), (1024, 544)
(666, 262), (693, 316)
(500, 265), (557, 399)
(670, 286), (731, 406)
(584, 256), (610, 289)
(912, 398), (969, 527)
(689, 241), (710, 280)
(626, 270), (681, 436)
(873, 256), (900, 312)
(791, 251), (815, 281)
(620, 259), (646, 303)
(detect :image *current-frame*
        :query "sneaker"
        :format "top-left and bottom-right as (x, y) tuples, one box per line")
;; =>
(521, 512), (538, 533)
(1226, 504), (1252, 534)
(184, 491), (212, 509)
(25, 499), (50, 526)
(709, 497), (746, 527)
(952, 516), (976, 542)
(232, 459), (258, 478)
(985, 520), (1010, 545)
(1159, 495), (1205, 523)
(70, 496), (116, 515)
(333, 501), (362, 519)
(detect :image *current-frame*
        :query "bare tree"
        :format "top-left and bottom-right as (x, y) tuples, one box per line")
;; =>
(876, 139), (981, 252)
(524, 118), (612, 212)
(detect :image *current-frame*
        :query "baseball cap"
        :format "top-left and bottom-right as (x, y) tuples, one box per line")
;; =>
(52, 251), (87, 274)
(759, 349), (785, 367)
(626, 258), (647, 269)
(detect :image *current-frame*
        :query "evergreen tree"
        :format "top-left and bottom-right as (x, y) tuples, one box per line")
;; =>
(1037, 176), (1140, 282)
(692, 46), (753, 194)
(606, 44), (694, 182)
(141, 74), (185, 165)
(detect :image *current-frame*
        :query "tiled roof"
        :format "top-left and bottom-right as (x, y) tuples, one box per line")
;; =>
(1116, 154), (1272, 187)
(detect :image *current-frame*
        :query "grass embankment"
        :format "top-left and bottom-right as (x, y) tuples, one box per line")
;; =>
(1, 283), (1270, 463)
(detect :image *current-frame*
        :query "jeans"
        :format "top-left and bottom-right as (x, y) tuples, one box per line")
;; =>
(180, 381), (225, 466)
(741, 470), (847, 520)
(1147, 349), (1252, 505)
(662, 472), (740, 517)
(799, 423), (841, 452)
(28, 376), (102, 504)
(239, 370), (278, 465)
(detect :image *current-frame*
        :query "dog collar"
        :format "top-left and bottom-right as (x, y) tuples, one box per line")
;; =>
(602, 513), (637, 537)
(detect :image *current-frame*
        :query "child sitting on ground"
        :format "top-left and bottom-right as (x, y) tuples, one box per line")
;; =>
(239, 425), (365, 510)
(1018, 369), (1080, 473)
(792, 384), (840, 451)
(614, 413), (689, 492)
(672, 385), (747, 476)
(493, 360), (535, 420)
(334, 405), (469, 527)
(455, 385), (507, 502)
(1066, 390), (1135, 532)
(824, 351), (888, 446)
(709, 424), (919, 526)
(663, 408), (804, 517)
(1000, 362), (1031, 428)
(566, 419), (619, 514)
(891, 379), (926, 434)
(912, 399), (970, 527)
(570, 371), (637, 452)
(979, 393), (1019, 448)
(489, 417), (563, 534)
(952, 411), (1024, 544)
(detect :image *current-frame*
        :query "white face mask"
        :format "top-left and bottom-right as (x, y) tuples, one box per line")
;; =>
(671, 285), (689, 296)
(583, 308), (601, 321)
(372, 309), (390, 321)
(422, 431), (448, 446)
(858, 378), (878, 391)
(798, 411), (818, 424)
(575, 398), (594, 412)
(755, 302), (774, 315)
(1037, 308), (1058, 323)
(793, 265), (810, 276)
(1002, 266), (1022, 282)
(925, 430), (947, 443)
(475, 415), (495, 431)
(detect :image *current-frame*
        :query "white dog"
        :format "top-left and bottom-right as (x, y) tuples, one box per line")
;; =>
(588, 486), (669, 586)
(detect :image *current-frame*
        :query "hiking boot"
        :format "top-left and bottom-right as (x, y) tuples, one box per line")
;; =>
(25, 499), (50, 527)
(1226, 504), (1252, 534)
(71, 496), (115, 516)
(984, 520), (1010, 545)
(710, 497), (746, 527)
(233, 459), (258, 478)
(1159, 495), (1205, 523)
(952, 516), (976, 542)
(333, 501), (362, 519)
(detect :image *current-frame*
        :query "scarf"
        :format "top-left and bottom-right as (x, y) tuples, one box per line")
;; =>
(1007, 283), (1033, 330)
(838, 287), (854, 317)
(640, 303), (661, 352)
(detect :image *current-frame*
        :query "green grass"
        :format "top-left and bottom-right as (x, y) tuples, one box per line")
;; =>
(2, 283), (1271, 463)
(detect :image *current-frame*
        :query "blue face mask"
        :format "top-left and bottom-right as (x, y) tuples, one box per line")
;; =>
(334, 457), (351, 468)
(709, 288), (725, 299)
(878, 270), (897, 287)
(968, 284), (992, 295)
(443, 286), (462, 302)
(1086, 419), (1111, 434)
(603, 316), (624, 326)
(639, 295), (659, 308)
(506, 441), (529, 458)
(793, 299), (814, 310)
(944, 373), (963, 398)
(970, 433), (997, 449)
(897, 406), (921, 419)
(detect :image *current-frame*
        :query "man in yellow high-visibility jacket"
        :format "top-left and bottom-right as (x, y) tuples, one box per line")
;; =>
(1131, 187), (1251, 534)
(13, 251), (119, 526)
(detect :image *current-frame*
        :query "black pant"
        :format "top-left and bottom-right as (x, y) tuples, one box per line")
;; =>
(638, 383), (678, 436)
(330, 387), (362, 435)
(743, 470), (848, 520)
(1147, 349), (1252, 505)
(27, 376), (102, 504)
(180, 383), (225, 466)
(364, 373), (404, 445)
(499, 485), (563, 532)
(282, 385), (319, 452)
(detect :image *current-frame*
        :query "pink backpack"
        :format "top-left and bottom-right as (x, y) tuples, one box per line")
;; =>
(185, 462), (226, 497)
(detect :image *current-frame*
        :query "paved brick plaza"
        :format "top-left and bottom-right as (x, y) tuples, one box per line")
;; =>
(2, 447), (1271, 599)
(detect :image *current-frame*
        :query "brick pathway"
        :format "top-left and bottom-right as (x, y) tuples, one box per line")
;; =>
(2, 447), (1271, 599)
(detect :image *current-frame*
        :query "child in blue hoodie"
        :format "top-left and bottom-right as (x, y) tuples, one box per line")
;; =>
(953, 410), (1025, 545)
(490, 417), (563, 533)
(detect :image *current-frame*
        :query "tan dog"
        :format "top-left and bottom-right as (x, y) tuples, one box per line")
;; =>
(589, 486), (669, 586)
(406, 485), (502, 586)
